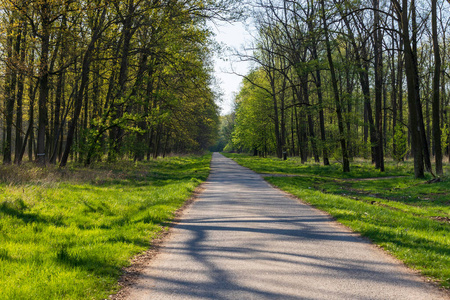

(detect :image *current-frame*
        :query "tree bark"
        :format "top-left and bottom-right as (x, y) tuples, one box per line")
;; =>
(432, 0), (443, 175)
(393, 0), (425, 178)
(14, 22), (26, 164)
(60, 8), (106, 167)
(3, 18), (15, 164)
(311, 41), (329, 165)
(37, 1), (50, 165)
(336, 3), (376, 164)
(374, 0), (384, 171)
(320, 0), (349, 172)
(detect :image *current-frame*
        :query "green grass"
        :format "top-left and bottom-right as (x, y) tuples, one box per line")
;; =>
(223, 153), (415, 178)
(0, 154), (211, 300)
(223, 153), (450, 289)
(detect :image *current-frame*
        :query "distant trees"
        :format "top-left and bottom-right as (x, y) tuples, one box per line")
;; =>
(226, 0), (450, 178)
(1, 0), (236, 166)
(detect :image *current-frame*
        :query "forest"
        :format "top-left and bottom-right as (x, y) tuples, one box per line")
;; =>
(0, 0), (239, 167)
(219, 0), (450, 178)
(1, 1), (449, 298)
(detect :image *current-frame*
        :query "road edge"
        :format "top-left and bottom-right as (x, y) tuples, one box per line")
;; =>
(108, 183), (207, 300)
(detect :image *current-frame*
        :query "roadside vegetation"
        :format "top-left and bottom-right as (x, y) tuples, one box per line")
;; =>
(0, 154), (211, 300)
(223, 153), (450, 289)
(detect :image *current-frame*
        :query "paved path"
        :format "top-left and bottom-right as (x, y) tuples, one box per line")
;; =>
(126, 153), (447, 300)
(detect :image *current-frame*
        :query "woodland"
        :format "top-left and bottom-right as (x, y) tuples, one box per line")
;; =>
(218, 0), (450, 179)
(0, 0), (239, 167)
(1, 1), (450, 298)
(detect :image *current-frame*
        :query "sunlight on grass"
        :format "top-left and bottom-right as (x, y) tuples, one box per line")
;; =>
(0, 154), (211, 300)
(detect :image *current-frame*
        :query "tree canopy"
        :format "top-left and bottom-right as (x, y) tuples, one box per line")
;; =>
(222, 0), (450, 178)
(0, 0), (239, 166)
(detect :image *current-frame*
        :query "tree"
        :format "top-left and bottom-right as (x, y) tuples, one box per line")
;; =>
(392, 0), (426, 178)
(432, 0), (443, 175)
(320, 0), (349, 172)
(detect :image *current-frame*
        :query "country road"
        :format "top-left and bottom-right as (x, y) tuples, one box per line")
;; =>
(124, 152), (447, 300)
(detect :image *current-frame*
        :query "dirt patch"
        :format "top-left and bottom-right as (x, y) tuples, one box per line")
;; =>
(430, 216), (450, 224)
(109, 185), (205, 300)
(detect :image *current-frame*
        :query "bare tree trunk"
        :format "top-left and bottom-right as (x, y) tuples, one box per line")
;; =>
(432, 0), (443, 175)
(393, 0), (425, 178)
(316, 69), (329, 165)
(60, 8), (106, 167)
(49, 57), (65, 164)
(413, 0), (432, 173)
(37, 2), (50, 165)
(269, 72), (283, 159)
(374, 0), (384, 171)
(336, 3), (375, 164)
(308, 3), (329, 165)
(14, 22), (26, 164)
(280, 76), (287, 157)
(3, 18), (15, 164)
(110, 1), (137, 156)
(304, 74), (319, 162)
(320, 0), (349, 172)
(391, 48), (397, 153)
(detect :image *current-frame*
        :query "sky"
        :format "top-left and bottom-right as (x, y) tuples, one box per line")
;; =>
(210, 21), (254, 116)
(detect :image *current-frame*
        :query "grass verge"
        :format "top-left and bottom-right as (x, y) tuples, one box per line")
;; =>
(0, 154), (211, 300)
(223, 153), (450, 289)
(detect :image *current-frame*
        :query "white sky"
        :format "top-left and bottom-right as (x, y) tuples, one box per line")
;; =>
(210, 21), (254, 115)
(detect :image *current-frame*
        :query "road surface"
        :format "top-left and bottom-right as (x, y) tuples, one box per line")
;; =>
(125, 153), (447, 300)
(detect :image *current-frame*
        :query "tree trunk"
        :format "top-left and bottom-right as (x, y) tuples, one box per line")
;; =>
(60, 8), (106, 167)
(304, 74), (319, 163)
(374, 0), (384, 171)
(391, 32), (397, 158)
(308, 9), (329, 165)
(27, 50), (37, 162)
(49, 62), (65, 164)
(432, 0), (443, 175)
(321, 0), (349, 172)
(3, 18), (15, 164)
(111, 2), (136, 156)
(336, 3), (375, 164)
(14, 22), (26, 164)
(37, 2), (50, 165)
(269, 72), (283, 159)
(394, 0), (425, 178)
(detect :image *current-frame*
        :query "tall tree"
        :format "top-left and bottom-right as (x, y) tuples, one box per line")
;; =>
(320, 0), (350, 172)
(432, 0), (443, 175)
(373, 0), (384, 171)
(392, 0), (426, 178)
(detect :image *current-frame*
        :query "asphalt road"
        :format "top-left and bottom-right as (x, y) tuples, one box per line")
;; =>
(125, 152), (447, 300)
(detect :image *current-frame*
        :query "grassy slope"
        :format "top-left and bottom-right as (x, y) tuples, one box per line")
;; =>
(223, 153), (450, 289)
(0, 155), (211, 300)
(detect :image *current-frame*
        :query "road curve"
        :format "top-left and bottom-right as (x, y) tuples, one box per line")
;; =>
(125, 153), (448, 300)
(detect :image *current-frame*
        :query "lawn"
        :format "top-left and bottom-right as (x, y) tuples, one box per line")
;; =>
(223, 153), (450, 289)
(0, 154), (211, 300)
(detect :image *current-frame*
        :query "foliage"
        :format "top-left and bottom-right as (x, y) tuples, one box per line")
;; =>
(442, 124), (449, 155)
(0, 0), (234, 166)
(210, 113), (236, 152)
(231, 69), (276, 155)
(222, 153), (411, 178)
(393, 123), (408, 163)
(0, 154), (211, 299)
(225, 0), (450, 178)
